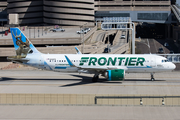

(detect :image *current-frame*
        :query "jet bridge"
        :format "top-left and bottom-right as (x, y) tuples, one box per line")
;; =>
(159, 54), (180, 63)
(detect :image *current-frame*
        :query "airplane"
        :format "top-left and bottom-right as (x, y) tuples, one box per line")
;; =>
(7, 27), (176, 82)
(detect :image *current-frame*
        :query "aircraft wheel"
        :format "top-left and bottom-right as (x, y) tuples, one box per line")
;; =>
(151, 73), (155, 81)
(151, 78), (155, 81)
(92, 75), (99, 82)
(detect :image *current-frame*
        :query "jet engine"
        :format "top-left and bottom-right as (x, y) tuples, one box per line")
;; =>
(104, 69), (125, 81)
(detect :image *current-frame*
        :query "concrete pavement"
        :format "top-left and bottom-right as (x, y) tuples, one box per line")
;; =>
(0, 70), (180, 119)
(0, 70), (180, 95)
(0, 105), (180, 120)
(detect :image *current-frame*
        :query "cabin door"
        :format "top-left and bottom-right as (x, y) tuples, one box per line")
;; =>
(150, 57), (156, 67)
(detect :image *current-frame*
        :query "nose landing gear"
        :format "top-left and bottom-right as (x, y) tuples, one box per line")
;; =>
(151, 73), (155, 81)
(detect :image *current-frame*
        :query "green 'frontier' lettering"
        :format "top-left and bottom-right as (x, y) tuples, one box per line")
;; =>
(98, 57), (107, 66)
(118, 57), (125, 65)
(88, 57), (97, 66)
(79, 57), (89, 66)
(125, 57), (129, 66)
(136, 57), (145, 66)
(79, 56), (145, 66)
(107, 57), (117, 66)
(128, 57), (136, 66)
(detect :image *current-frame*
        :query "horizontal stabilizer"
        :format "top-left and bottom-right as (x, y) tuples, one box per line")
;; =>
(7, 56), (29, 63)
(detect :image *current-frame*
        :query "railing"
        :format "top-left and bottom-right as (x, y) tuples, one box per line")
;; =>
(171, 5), (180, 23)
(0, 2), (7, 6)
(159, 54), (180, 63)
(94, 1), (132, 5)
(133, 6), (170, 11)
(95, 95), (180, 105)
(110, 43), (129, 54)
(1, 93), (180, 106)
(95, 1), (170, 6)
(0, 37), (81, 45)
(133, 1), (170, 5)
(96, 7), (132, 11)
(81, 26), (97, 43)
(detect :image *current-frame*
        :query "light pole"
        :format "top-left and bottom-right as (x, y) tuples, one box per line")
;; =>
(34, 26), (35, 38)
(80, 26), (82, 52)
(1, 21), (3, 37)
(29, 26), (31, 38)
(42, 26), (43, 36)
(38, 26), (39, 37)
(27, 26), (29, 38)
(82, 22), (88, 54)
(106, 30), (110, 47)
(83, 25), (84, 54)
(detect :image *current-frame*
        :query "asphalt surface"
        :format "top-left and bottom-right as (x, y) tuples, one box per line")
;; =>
(0, 27), (83, 39)
(109, 31), (127, 53)
(110, 36), (126, 52)
(136, 39), (180, 70)
(1, 105), (180, 120)
(0, 70), (180, 120)
(0, 70), (180, 94)
(137, 39), (178, 54)
(96, 32), (106, 43)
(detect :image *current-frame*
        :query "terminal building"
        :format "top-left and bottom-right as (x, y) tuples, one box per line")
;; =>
(0, 0), (177, 25)
(0, 0), (179, 40)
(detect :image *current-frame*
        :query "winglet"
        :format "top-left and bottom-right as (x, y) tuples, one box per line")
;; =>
(75, 47), (82, 54)
(65, 55), (76, 67)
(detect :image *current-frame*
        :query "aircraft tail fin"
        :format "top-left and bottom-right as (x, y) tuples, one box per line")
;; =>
(10, 27), (40, 59)
(75, 47), (82, 54)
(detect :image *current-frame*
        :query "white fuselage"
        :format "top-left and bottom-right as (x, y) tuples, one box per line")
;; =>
(24, 53), (176, 74)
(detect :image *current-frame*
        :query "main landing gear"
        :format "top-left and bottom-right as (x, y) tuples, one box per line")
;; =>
(92, 74), (99, 82)
(151, 73), (155, 81)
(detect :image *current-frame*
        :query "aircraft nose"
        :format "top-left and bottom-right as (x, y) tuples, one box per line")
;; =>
(169, 63), (176, 70)
(170, 63), (176, 70)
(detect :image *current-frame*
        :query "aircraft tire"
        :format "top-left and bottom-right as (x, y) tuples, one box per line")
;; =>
(92, 75), (99, 82)
(151, 78), (155, 81)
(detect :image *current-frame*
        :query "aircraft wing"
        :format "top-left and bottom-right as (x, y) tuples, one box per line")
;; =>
(75, 66), (127, 71)
(65, 55), (128, 71)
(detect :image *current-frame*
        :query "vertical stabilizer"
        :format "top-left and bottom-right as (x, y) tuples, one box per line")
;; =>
(10, 27), (40, 59)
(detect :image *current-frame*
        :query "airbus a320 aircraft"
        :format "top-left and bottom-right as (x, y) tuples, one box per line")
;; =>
(8, 28), (176, 82)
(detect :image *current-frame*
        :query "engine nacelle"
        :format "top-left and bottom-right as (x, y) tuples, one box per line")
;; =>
(104, 69), (125, 81)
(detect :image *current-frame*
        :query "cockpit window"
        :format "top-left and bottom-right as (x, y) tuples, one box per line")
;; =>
(162, 59), (169, 62)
